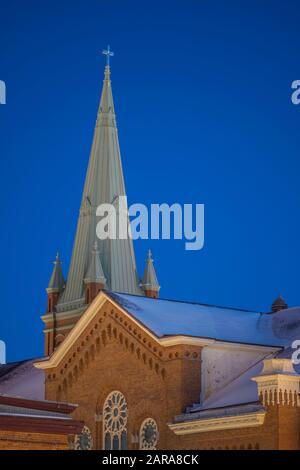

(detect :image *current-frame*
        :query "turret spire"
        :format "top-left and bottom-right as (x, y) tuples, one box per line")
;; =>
(141, 250), (160, 299)
(271, 294), (288, 313)
(84, 241), (106, 285)
(47, 253), (65, 294)
(46, 253), (65, 314)
(83, 241), (106, 304)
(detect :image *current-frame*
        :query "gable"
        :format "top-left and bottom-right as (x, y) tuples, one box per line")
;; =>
(36, 292), (168, 380)
(40, 293), (204, 450)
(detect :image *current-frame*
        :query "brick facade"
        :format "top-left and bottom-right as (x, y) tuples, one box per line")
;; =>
(44, 300), (202, 449)
(42, 297), (300, 450)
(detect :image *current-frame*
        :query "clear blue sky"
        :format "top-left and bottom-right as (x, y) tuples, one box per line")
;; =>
(1, 0), (300, 361)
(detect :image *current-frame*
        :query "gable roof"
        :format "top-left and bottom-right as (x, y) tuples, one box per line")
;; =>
(0, 359), (45, 400)
(36, 290), (300, 371)
(109, 292), (300, 348)
(0, 360), (27, 379)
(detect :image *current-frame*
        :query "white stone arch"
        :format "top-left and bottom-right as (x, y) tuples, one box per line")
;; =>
(74, 425), (93, 450)
(103, 390), (127, 450)
(139, 417), (159, 450)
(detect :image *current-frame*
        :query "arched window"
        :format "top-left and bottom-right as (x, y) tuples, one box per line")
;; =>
(139, 418), (159, 450)
(103, 391), (127, 450)
(74, 425), (93, 450)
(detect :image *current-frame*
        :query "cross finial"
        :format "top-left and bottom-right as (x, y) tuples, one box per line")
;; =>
(102, 45), (114, 66)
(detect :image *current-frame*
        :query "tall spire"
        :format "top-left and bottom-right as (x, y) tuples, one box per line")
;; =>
(141, 250), (160, 299)
(58, 55), (141, 311)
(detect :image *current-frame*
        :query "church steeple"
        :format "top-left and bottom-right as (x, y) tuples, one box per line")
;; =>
(141, 250), (160, 299)
(57, 54), (141, 312)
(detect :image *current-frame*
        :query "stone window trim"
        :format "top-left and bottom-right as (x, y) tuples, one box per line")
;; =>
(103, 390), (128, 450)
(74, 425), (93, 450)
(139, 417), (159, 450)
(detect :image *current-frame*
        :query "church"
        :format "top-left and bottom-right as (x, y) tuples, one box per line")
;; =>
(1, 53), (300, 451)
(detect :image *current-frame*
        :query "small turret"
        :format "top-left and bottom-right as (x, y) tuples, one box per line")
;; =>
(271, 295), (288, 313)
(46, 253), (65, 313)
(141, 250), (160, 299)
(84, 241), (106, 304)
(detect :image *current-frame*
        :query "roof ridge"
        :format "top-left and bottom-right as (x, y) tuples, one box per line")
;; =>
(109, 291), (261, 314)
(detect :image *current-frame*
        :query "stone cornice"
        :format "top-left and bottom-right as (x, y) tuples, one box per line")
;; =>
(41, 307), (85, 323)
(159, 336), (215, 347)
(43, 325), (75, 334)
(0, 415), (84, 435)
(0, 395), (77, 414)
(168, 410), (266, 435)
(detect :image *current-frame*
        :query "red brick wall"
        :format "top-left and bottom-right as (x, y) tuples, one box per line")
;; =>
(44, 300), (300, 450)
(45, 301), (202, 449)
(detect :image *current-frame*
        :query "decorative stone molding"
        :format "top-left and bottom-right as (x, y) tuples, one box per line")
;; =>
(139, 418), (159, 450)
(74, 425), (93, 450)
(168, 411), (266, 435)
(252, 358), (300, 406)
(103, 391), (127, 450)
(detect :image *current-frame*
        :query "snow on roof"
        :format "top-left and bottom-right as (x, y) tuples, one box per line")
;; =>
(175, 402), (264, 423)
(190, 359), (266, 412)
(0, 360), (27, 379)
(110, 293), (300, 348)
(0, 405), (69, 420)
(2, 295), (299, 409)
(0, 359), (45, 401)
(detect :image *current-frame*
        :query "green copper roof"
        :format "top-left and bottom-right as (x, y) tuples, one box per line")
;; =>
(141, 250), (160, 292)
(58, 64), (141, 311)
(84, 241), (106, 285)
(47, 253), (65, 293)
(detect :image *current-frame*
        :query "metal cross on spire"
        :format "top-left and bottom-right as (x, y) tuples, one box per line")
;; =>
(102, 45), (114, 66)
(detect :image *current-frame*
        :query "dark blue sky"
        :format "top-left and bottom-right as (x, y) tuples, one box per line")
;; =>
(1, 0), (300, 361)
